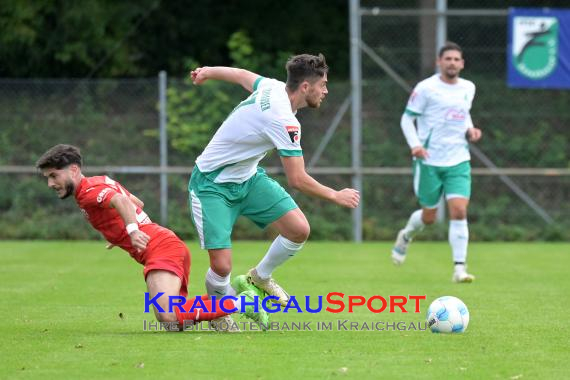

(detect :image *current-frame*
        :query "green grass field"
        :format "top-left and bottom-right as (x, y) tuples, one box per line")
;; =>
(1, 241), (569, 379)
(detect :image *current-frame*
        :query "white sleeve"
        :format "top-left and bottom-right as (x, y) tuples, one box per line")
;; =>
(465, 113), (474, 129)
(405, 84), (428, 115)
(401, 113), (422, 149)
(265, 116), (303, 157)
(263, 91), (303, 156)
(466, 82), (476, 128)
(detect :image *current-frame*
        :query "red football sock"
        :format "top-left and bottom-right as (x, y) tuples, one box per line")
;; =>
(175, 295), (236, 325)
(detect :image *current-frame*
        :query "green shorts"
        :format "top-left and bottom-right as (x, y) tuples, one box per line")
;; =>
(413, 160), (471, 208)
(188, 166), (298, 249)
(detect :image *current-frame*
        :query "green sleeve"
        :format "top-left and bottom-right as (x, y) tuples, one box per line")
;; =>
(404, 108), (421, 117)
(252, 76), (264, 91)
(278, 149), (303, 157)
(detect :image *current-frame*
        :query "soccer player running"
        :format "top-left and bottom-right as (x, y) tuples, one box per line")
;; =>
(391, 42), (482, 283)
(188, 54), (360, 310)
(36, 144), (268, 332)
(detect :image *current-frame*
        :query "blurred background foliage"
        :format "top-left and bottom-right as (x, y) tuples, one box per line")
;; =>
(1, 0), (569, 241)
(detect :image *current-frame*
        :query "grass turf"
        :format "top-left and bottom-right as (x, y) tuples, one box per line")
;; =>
(1, 241), (569, 379)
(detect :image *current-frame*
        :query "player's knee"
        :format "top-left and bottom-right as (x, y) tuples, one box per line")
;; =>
(210, 263), (231, 277)
(299, 222), (311, 241)
(450, 209), (467, 220)
(422, 213), (436, 225)
(208, 250), (232, 277)
(450, 208), (467, 220)
(290, 222), (310, 243)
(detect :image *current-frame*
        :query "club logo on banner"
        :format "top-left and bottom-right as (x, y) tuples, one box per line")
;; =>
(508, 8), (570, 89)
(513, 17), (558, 79)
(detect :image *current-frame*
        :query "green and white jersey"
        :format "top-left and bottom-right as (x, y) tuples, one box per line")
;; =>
(405, 74), (476, 167)
(195, 77), (302, 183)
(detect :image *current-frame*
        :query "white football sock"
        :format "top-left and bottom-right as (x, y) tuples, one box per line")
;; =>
(205, 268), (231, 297)
(454, 263), (467, 274)
(449, 219), (469, 266)
(226, 285), (236, 297)
(255, 235), (305, 279)
(403, 209), (425, 239)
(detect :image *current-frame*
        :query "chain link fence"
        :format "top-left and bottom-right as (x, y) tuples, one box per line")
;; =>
(1, 3), (569, 241)
(357, 2), (570, 240)
(0, 78), (161, 239)
(0, 77), (359, 241)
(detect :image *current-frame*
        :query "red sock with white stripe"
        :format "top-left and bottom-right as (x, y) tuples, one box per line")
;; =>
(174, 295), (237, 325)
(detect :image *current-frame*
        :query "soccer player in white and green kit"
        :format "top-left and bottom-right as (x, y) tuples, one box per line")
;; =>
(391, 42), (482, 283)
(189, 54), (360, 320)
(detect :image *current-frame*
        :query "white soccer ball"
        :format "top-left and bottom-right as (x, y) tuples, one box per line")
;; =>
(426, 296), (469, 333)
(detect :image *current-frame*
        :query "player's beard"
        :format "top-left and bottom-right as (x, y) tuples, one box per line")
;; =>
(306, 93), (323, 108)
(442, 67), (460, 80)
(60, 180), (75, 199)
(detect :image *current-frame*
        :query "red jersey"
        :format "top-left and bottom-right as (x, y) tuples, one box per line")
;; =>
(74, 175), (177, 263)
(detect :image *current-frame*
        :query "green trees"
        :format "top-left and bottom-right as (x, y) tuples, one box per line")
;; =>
(0, 1), (158, 77)
(0, 0), (348, 79)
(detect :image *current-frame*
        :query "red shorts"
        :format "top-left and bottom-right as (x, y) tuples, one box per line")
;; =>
(142, 233), (191, 298)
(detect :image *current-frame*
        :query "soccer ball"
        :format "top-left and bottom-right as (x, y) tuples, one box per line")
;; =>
(426, 296), (469, 333)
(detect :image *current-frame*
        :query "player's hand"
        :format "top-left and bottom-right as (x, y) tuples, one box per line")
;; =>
(105, 242), (115, 250)
(190, 67), (210, 85)
(467, 127), (482, 142)
(411, 146), (429, 159)
(333, 188), (360, 208)
(129, 230), (150, 252)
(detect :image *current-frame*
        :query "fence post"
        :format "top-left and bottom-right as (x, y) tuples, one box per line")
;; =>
(436, 0), (447, 51)
(435, 0), (448, 224)
(350, 0), (363, 242)
(159, 71), (168, 226)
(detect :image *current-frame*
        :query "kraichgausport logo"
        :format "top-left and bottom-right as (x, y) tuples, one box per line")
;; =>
(513, 16), (559, 79)
(144, 292), (426, 314)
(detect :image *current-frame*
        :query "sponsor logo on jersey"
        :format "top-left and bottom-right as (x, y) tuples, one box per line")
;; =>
(260, 88), (272, 111)
(97, 188), (112, 204)
(286, 126), (300, 144)
(444, 109), (466, 124)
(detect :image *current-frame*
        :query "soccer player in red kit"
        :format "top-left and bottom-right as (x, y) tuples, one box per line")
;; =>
(36, 144), (268, 332)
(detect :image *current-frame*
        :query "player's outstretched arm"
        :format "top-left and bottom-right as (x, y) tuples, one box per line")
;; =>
(190, 66), (259, 92)
(129, 194), (144, 209)
(281, 156), (360, 209)
(109, 193), (150, 252)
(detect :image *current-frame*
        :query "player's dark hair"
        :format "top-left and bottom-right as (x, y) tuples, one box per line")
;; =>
(438, 42), (463, 58)
(285, 53), (328, 91)
(36, 144), (83, 169)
